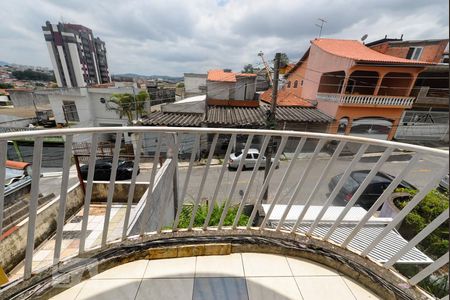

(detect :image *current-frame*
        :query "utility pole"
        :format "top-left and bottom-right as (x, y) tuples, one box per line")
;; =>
(263, 52), (281, 202)
(258, 51), (273, 86)
(315, 18), (327, 38)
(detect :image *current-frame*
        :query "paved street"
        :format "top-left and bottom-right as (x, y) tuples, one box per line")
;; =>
(136, 153), (447, 207)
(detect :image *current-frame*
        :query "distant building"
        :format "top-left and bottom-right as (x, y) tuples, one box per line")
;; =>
(206, 69), (258, 107)
(183, 73), (207, 97)
(42, 21), (110, 88)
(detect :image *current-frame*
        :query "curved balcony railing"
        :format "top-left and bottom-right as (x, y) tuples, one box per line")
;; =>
(317, 92), (415, 107)
(0, 127), (448, 299)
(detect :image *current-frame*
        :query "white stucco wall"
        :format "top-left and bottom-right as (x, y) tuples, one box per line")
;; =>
(184, 74), (207, 96)
(207, 81), (233, 100)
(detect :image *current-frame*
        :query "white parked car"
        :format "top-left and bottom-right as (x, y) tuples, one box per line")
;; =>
(228, 148), (278, 170)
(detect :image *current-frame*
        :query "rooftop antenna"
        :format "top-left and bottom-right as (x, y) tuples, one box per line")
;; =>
(315, 18), (327, 38)
(361, 34), (368, 44)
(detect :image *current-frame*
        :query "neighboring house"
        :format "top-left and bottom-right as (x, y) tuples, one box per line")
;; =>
(43, 87), (145, 142)
(367, 37), (449, 142)
(141, 68), (332, 153)
(184, 73), (207, 97)
(366, 37), (449, 63)
(7, 89), (50, 107)
(206, 69), (258, 107)
(146, 81), (176, 106)
(284, 38), (431, 141)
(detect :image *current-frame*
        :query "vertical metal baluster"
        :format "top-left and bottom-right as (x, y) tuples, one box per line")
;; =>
(409, 252), (449, 285)
(158, 133), (179, 233)
(217, 134), (254, 229)
(203, 134), (236, 229)
(0, 140), (7, 236)
(275, 139), (326, 232)
(307, 144), (368, 236)
(173, 133), (200, 230)
(24, 137), (43, 279)
(232, 135), (270, 229)
(140, 133), (163, 235)
(384, 208), (448, 268)
(121, 133), (143, 240)
(188, 134), (218, 230)
(259, 137), (306, 230)
(101, 132), (122, 247)
(341, 154), (421, 248)
(53, 134), (73, 265)
(290, 141), (346, 233)
(79, 133), (98, 253)
(323, 148), (393, 241)
(361, 164), (448, 257)
(246, 136), (288, 229)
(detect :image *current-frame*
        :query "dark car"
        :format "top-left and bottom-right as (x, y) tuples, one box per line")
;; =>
(80, 159), (139, 181)
(328, 170), (416, 211)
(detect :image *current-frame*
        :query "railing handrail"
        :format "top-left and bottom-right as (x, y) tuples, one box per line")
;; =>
(317, 92), (415, 100)
(0, 126), (447, 158)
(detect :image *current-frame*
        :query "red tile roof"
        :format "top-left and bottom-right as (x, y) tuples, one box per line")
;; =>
(207, 70), (236, 82)
(312, 39), (431, 64)
(207, 69), (257, 82)
(260, 88), (313, 107)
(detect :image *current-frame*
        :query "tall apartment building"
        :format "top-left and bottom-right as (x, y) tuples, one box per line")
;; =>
(42, 21), (110, 87)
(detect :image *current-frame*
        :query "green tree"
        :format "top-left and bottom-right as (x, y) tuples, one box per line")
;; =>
(279, 53), (289, 68)
(12, 69), (55, 81)
(0, 83), (13, 89)
(108, 90), (149, 123)
(241, 64), (255, 74)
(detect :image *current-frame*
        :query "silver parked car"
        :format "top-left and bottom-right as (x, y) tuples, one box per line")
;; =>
(228, 148), (278, 170)
(438, 174), (449, 192)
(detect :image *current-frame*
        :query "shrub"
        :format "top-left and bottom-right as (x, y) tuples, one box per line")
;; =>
(177, 201), (249, 228)
(394, 188), (449, 259)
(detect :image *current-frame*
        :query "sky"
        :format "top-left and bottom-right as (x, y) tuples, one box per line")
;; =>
(0, 0), (448, 77)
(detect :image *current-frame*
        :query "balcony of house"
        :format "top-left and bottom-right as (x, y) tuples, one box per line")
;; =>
(0, 127), (448, 299)
(410, 67), (449, 109)
(316, 70), (416, 107)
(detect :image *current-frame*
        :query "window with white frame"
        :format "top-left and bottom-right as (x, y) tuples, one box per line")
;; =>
(406, 47), (423, 60)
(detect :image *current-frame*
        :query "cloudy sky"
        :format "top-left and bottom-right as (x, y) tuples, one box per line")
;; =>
(0, 0), (448, 76)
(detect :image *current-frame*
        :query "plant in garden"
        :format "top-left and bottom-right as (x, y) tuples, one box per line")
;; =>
(177, 201), (249, 228)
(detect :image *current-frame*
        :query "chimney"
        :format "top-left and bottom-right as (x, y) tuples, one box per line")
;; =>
(223, 69), (232, 73)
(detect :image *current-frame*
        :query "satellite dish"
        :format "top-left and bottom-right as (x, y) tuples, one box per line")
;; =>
(361, 34), (368, 42)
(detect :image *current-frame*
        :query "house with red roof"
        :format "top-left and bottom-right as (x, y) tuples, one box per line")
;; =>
(206, 69), (258, 107)
(284, 38), (432, 140)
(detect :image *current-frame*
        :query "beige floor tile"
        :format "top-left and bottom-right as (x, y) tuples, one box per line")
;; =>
(144, 257), (196, 278)
(247, 276), (303, 300)
(50, 281), (86, 300)
(193, 277), (248, 300)
(196, 254), (244, 277)
(342, 277), (382, 299)
(76, 279), (141, 300)
(92, 260), (149, 279)
(286, 257), (339, 276)
(242, 253), (292, 277)
(295, 276), (355, 300)
(135, 278), (193, 300)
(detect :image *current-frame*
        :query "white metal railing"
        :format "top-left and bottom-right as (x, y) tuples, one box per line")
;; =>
(316, 92), (415, 107)
(0, 127), (448, 298)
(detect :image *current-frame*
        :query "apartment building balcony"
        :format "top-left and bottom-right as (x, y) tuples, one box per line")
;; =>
(0, 127), (448, 299)
(412, 86), (449, 108)
(316, 92), (415, 107)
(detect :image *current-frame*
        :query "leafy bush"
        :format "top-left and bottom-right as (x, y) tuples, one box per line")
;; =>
(177, 201), (249, 228)
(394, 188), (448, 259)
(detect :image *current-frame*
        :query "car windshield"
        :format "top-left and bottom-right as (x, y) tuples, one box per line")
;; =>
(5, 167), (25, 181)
(235, 151), (242, 157)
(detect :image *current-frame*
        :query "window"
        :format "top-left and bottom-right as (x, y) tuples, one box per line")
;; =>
(406, 47), (423, 60)
(246, 154), (253, 159)
(293, 80), (298, 88)
(253, 153), (259, 159)
(301, 80), (304, 86)
(62, 101), (80, 122)
(287, 81), (291, 88)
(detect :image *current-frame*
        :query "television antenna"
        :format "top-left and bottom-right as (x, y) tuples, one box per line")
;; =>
(315, 18), (327, 38)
